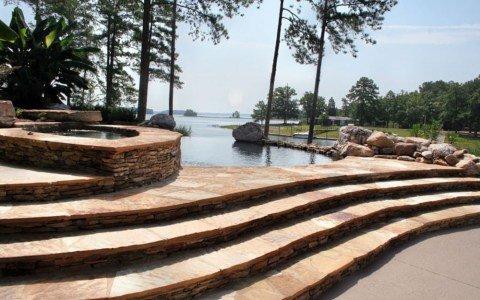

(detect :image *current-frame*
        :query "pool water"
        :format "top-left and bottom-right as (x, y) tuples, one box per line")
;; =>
(155, 114), (334, 167)
(51, 129), (126, 140)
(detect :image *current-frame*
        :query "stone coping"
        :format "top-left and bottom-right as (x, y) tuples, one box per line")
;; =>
(0, 122), (182, 153)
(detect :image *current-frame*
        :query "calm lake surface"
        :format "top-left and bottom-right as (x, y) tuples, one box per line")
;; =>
(148, 113), (334, 167)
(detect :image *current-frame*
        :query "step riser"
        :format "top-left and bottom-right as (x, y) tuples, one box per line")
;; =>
(0, 179), (115, 202)
(4, 195), (479, 292)
(294, 215), (480, 300)
(154, 206), (480, 299)
(1, 177), (477, 234)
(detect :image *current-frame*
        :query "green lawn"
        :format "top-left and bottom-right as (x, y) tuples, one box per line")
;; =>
(446, 134), (480, 156)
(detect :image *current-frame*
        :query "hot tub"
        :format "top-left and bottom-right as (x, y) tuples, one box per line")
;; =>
(0, 123), (181, 188)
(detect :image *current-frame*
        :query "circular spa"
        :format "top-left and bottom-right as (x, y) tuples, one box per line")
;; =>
(0, 123), (182, 188)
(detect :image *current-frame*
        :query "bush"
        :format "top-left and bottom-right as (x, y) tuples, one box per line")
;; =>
(72, 104), (137, 123)
(174, 125), (192, 136)
(410, 122), (441, 140)
(0, 8), (98, 108)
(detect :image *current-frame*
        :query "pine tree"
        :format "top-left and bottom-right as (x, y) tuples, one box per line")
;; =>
(284, 0), (397, 143)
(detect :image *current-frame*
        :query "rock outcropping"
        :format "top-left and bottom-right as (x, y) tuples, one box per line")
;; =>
(142, 114), (176, 130)
(233, 122), (265, 142)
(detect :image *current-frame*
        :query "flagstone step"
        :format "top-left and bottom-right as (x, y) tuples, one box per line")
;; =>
(0, 162), (114, 202)
(1, 170), (476, 234)
(210, 205), (480, 300)
(1, 199), (480, 299)
(1, 185), (479, 275)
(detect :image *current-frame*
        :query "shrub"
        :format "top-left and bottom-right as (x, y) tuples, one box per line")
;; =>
(72, 104), (137, 123)
(174, 125), (192, 136)
(0, 8), (98, 108)
(410, 122), (441, 140)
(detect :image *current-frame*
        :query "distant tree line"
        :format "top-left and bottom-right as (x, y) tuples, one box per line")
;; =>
(252, 74), (480, 135)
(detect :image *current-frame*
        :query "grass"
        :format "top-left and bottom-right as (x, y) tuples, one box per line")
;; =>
(174, 125), (192, 136)
(446, 133), (480, 156)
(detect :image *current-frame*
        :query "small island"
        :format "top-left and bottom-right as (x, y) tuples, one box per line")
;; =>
(231, 111), (240, 118)
(183, 109), (198, 117)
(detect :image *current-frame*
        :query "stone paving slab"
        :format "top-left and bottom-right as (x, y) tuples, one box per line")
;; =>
(1, 193), (479, 298)
(0, 157), (465, 231)
(209, 205), (480, 300)
(0, 162), (110, 187)
(1, 182), (479, 271)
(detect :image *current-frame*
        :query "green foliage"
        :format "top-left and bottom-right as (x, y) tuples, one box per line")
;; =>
(299, 92), (326, 122)
(409, 122), (441, 140)
(345, 77), (381, 126)
(15, 108), (23, 118)
(251, 100), (267, 123)
(271, 86), (300, 124)
(183, 109), (197, 117)
(327, 97), (337, 116)
(231, 111), (240, 118)
(0, 7), (98, 108)
(72, 103), (136, 123)
(174, 125), (192, 136)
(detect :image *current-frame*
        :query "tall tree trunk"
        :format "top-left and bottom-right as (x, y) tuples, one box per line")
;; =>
(105, 14), (113, 107)
(168, 0), (178, 116)
(264, 0), (284, 138)
(137, 0), (152, 122)
(307, 0), (329, 144)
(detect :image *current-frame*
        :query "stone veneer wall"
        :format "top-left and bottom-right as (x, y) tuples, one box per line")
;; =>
(0, 137), (181, 189)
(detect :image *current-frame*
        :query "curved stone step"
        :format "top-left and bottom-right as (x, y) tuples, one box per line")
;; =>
(1, 196), (480, 299)
(0, 165), (475, 234)
(0, 162), (114, 202)
(1, 181), (479, 274)
(210, 205), (480, 300)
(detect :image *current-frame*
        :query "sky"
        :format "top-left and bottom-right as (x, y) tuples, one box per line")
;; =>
(1, 0), (480, 114)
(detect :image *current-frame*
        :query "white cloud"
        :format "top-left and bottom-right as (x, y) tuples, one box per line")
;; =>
(377, 23), (480, 45)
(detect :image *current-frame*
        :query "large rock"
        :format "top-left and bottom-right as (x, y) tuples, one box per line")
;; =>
(0, 100), (15, 128)
(340, 142), (374, 157)
(456, 159), (479, 176)
(445, 154), (460, 166)
(232, 122), (265, 142)
(405, 137), (431, 147)
(338, 125), (372, 145)
(145, 113), (176, 130)
(428, 143), (457, 159)
(394, 142), (417, 156)
(366, 131), (394, 148)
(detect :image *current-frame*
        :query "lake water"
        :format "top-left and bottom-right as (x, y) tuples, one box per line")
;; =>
(147, 113), (334, 167)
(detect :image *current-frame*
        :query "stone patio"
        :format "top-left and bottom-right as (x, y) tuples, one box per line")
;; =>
(0, 156), (479, 299)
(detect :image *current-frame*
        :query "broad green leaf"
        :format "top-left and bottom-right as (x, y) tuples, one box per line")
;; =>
(19, 28), (27, 47)
(45, 29), (57, 48)
(0, 19), (18, 42)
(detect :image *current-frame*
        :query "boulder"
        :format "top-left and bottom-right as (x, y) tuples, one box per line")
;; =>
(145, 113), (176, 130)
(456, 159), (479, 176)
(453, 149), (468, 158)
(421, 151), (433, 160)
(413, 151), (422, 158)
(398, 156), (415, 162)
(428, 143), (456, 159)
(433, 159), (449, 167)
(366, 131), (394, 148)
(405, 137), (431, 147)
(445, 154), (460, 166)
(0, 100), (15, 128)
(232, 122), (265, 142)
(394, 142), (417, 157)
(338, 125), (372, 145)
(340, 142), (374, 157)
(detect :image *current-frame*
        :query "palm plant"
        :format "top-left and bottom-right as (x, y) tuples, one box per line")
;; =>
(0, 8), (98, 108)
